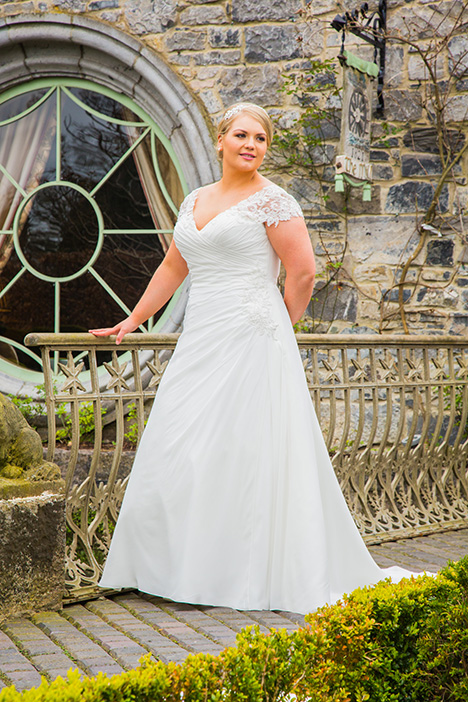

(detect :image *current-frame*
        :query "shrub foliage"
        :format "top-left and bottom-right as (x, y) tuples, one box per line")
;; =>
(1, 557), (467, 702)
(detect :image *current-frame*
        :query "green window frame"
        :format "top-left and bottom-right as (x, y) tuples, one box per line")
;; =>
(0, 78), (188, 386)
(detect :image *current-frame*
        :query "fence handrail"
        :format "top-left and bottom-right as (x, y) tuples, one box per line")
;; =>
(25, 331), (468, 349)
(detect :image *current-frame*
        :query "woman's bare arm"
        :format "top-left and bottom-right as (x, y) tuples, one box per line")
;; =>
(266, 217), (316, 325)
(89, 239), (189, 344)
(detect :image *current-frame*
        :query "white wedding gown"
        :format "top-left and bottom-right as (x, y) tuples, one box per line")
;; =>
(99, 183), (415, 614)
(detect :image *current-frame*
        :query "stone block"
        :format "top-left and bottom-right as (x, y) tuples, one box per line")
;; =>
(218, 64), (281, 105)
(305, 116), (340, 141)
(307, 217), (340, 232)
(288, 176), (321, 208)
(448, 34), (468, 79)
(373, 165), (394, 180)
(192, 50), (241, 65)
(403, 127), (465, 154)
(167, 52), (191, 66)
(196, 66), (219, 80)
(347, 215), (419, 266)
(231, 0), (301, 22)
(417, 285), (458, 306)
(401, 154), (444, 177)
(445, 95), (468, 122)
(100, 10), (123, 22)
(426, 239), (454, 266)
(370, 150), (390, 162)
(245, 25), (301, 63)
(305, 0), (339, 15)
(308, 282), (358, 323)
(88, 0), (118, 10)
(385, 47), (404, 88)
(165, 29), (206, 52)
(199, 89), (224, 114)
(267, 107), (301, 130)
(355, 264), (388, 281)
(0, 0), (34, 11)
(408, 54), (444, 81)
(385, 90), (422, 122)
(124, 0), (177, 35)
(179, 5), (226, 25)
(314, 240), (346, 255)
(209, 28), (241, 48)
(51, 0), (86, 10)
(451, 313), (468, 332)
(0, 490), (66, 619)
(372, 137), (399, 148)
(298, 20), (323, 58)
(383, 288), (411, 303)
(385, 182), (449, 214)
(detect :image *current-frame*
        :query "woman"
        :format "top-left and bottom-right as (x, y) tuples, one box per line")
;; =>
(91, 103), (412, 614)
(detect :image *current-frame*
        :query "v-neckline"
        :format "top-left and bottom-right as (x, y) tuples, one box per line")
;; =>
(191, 183), (276, 233)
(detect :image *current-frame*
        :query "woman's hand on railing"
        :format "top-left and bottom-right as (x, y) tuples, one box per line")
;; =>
(89, 316), (139, 345)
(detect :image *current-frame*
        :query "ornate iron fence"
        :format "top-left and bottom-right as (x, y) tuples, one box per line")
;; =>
(25, 332), (468, 600)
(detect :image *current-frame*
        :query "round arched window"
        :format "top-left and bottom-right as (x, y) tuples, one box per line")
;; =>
(0, 79), (186, 391)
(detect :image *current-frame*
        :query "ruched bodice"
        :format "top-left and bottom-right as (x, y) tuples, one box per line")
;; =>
(175, 183), (301, 283)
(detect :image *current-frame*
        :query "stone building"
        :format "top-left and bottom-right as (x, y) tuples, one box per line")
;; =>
(0, 0), (467, 395)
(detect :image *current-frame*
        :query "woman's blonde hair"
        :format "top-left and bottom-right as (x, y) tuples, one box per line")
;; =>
(217, 103), (273, 147)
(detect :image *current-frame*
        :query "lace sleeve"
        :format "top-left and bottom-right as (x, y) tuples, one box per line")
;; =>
(254, 186), (304, 227)
(176, 189), (198, 222)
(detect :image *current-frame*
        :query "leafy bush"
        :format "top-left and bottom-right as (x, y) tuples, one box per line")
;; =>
(8, 383), (48, 420)
(56, 401), (106, 443)
(0, 557), (467, 701)
(124, 401), (148, 446)
(8, 384), (105, 443)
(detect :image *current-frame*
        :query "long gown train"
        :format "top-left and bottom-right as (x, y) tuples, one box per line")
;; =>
(99, 183), (417, 614)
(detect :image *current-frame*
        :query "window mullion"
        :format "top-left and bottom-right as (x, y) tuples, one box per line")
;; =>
(89, 126), (152, 198)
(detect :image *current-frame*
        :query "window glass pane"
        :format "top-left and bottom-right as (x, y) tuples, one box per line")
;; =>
(68, 88), (141, 123)
(0, 89), (49, 123)
(20, 184), (100, 279)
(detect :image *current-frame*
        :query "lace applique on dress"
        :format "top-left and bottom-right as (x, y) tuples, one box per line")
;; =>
(241, 268), (279, 340)
(236, 184), (303, 227)
(176, 189), (199, 223)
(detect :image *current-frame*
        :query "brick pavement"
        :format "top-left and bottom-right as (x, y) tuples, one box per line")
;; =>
(0, 527), (466, 694)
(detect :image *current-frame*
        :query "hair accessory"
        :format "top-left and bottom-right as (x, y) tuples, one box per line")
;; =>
(223, 103), (268, 122)
(223, 104), (248, 121)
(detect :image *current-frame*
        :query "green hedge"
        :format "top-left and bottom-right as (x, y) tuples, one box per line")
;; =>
(1, 557), (467, 702)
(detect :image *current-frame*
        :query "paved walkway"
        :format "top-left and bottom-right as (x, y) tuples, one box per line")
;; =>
(0, 528), (467, 693)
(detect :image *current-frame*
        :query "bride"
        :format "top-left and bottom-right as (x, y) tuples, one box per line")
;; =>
(90, 102), (413, 614)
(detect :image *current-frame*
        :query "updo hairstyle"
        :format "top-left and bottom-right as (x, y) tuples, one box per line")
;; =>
(217, 103), (274, 147)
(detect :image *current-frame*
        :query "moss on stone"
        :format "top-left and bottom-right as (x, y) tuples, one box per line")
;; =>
(0, 392), (61, 482)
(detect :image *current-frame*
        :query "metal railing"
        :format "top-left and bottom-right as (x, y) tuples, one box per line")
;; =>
(25, 332), (468, 600)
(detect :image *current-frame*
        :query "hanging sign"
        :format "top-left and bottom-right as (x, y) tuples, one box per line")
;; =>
(335, 50), (378, 196)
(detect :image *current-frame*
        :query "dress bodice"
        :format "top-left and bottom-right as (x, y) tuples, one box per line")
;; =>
(173, 183), (303, 289)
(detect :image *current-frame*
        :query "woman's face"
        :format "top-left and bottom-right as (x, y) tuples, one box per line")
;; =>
(218, 114), (268, 172)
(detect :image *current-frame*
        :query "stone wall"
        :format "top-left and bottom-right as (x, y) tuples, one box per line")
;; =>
(0, 0), (467, 334)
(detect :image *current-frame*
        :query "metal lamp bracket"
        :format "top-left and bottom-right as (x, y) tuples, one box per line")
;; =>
(330, 0), (387, 115)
